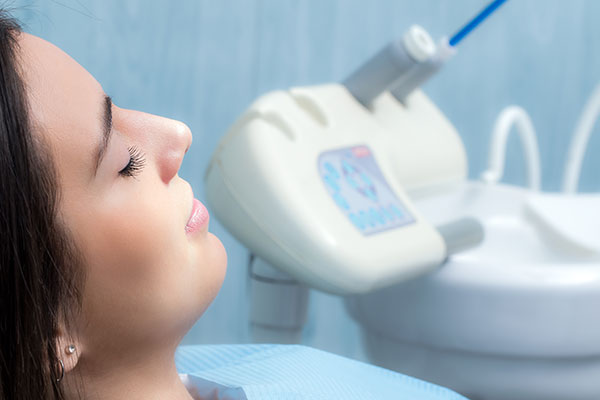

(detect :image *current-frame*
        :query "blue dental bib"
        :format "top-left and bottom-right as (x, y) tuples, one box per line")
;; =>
(176, 344), (468, 400)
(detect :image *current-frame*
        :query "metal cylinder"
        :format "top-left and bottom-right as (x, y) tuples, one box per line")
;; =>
(390, 37), (456, 104)
(437, 217), (484, 257)
(343, 25), (436, 108)
(248, 255), (309, 344)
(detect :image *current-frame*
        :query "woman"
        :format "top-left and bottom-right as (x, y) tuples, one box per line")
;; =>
(0, 10), (227, 399)
(0, 8), (472, 400)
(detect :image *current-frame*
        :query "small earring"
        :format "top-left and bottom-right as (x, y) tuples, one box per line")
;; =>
(65, 344), (76, 355)
(56, 359), (65, 383)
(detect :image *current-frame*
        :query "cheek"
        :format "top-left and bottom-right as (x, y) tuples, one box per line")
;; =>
(71, 189), (227, 343)
(75, 207), (183, 343)
(87, 197), (185, 279)
(74, 193), (190, 323)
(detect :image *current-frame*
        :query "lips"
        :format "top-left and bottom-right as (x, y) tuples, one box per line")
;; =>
(185, 198), (209, 234)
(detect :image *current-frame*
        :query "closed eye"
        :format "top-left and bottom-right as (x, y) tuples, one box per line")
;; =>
(119, 146), (146, 178)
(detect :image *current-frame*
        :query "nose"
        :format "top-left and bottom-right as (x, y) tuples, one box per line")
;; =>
(115, 107), (192, 184)
(156, 118), (192, 184)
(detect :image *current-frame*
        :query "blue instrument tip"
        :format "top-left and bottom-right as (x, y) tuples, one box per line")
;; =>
(449, 0), (509, 47)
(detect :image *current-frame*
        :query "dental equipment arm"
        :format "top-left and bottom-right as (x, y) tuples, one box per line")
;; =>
(205, 83), (484, 294)
(205, 1), (509, 295)
(344, 0), (509, 106)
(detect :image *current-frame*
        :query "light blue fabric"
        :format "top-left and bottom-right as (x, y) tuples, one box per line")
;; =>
(176, 344), (468, 400)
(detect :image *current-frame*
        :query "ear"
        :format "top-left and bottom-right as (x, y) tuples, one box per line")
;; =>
(54, 326), (82, 374)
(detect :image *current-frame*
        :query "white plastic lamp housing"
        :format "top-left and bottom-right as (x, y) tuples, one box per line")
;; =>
(371, 90), (467, 195)
(205, 84), (465, 295)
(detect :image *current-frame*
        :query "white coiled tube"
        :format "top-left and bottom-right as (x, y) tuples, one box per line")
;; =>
(562, 83), (600, 193)
(480, 105), (542, 191)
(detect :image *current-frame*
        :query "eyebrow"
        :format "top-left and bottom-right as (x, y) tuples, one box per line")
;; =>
(94, 94), (113, 175)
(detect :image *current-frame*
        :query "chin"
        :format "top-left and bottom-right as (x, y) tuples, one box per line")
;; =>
(192, 233), (227, 312)
(207, 232), (227, 292)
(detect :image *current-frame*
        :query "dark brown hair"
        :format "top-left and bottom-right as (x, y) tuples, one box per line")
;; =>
(0, 10), (83, 400)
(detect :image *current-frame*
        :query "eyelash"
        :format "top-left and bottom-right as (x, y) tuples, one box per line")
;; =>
(119, 146), (146, 178)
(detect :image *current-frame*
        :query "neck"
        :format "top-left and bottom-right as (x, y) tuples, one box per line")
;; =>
(64, 347), (194, 400)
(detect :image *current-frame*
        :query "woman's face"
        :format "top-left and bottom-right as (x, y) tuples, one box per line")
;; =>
(18, 33), (227, 360)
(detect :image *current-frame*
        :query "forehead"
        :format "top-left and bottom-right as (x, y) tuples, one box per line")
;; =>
(17, 33), (104, 185)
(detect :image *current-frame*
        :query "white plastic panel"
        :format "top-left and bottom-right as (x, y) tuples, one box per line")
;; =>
(205, 84), (465, 294)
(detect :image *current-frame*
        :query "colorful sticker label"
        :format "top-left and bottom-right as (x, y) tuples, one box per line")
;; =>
(318, 145), (415, 235)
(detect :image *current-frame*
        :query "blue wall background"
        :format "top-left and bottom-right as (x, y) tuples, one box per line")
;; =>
(14, 0), (600, 360)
